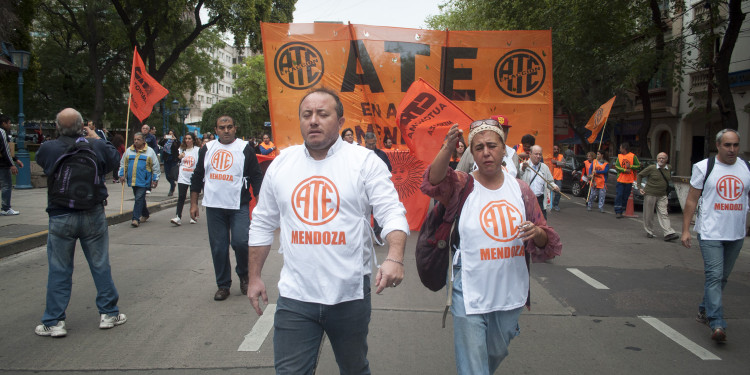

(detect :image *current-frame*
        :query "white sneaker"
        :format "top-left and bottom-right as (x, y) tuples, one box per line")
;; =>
(170, 217), (182, 226)
(1, 208), (20, 215)
(146, 190), (151, 194)
(189, 218), (197, 224)
(99, 313), (127, 329)
(35, 321), (67, 337)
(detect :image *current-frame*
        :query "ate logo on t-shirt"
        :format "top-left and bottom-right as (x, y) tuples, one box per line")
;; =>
(210, 149), (233, 172)
(716, 175), (744, 201)
(292, 176), (340, 225)
(480, 200), (524, 242)
(183, 156), (195, 168)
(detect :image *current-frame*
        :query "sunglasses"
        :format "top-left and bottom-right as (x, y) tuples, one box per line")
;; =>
(469, 119), (500, 129)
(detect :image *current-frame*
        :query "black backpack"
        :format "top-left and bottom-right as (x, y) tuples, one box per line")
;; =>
(48, 137), (104, 210)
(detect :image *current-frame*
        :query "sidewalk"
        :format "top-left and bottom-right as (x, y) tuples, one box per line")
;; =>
(0, 179), (180, 258)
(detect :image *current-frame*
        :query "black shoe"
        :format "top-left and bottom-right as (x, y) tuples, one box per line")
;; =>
(167, 191), (174, 197)
(664, 233), (679, 241)
(696, 311), (709, 327)
(214, 288), (230, 301)
(616, 213), (624, 219)
(239, 276), (248, 296)
(646, 233), (656, 238)
(711, 327), (726, 342)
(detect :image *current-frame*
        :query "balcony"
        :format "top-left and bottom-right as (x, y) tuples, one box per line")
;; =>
(689, 69), (715, 97)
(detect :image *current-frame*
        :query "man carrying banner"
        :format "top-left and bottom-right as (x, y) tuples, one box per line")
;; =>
(247, 87), (409, 374)
(119, 132), (160, 227)
(614, 142), (640, 218)
(190, 115), (263, 301)
(520, 145), (558, 220)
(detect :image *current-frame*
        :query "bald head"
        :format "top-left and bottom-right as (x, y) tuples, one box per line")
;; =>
(530, 145), (543, 164)
(56, 108), (84, 137)
(656, 152), (668, 167)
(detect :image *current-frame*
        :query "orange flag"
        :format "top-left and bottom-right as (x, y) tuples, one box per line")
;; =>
(585, 96), (616, 143)
(129, 47), (169, 122)
(397, 79), (473, 162)
(385, 150), (430, 231)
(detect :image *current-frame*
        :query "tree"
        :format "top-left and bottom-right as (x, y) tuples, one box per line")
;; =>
(232, 54), (269, 133)
(0, 0), (38, 117)
(708, 0), (745, 130)
(201, 96), (261, 138)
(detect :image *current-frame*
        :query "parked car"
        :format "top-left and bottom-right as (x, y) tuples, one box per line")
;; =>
(561, 155), (588, 197)
(605, 157), (681, 211)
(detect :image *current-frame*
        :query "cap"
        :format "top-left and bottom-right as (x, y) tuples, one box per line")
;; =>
(490, 115), (511, 128)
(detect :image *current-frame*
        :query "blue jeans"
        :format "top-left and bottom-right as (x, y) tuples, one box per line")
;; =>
(42, 205), (119, 326)
(274, 276), (371, 375)
(0, 168), (12, 211)
(614, 182), (632, 214)
(205, 204), (249, 289)
(132, 186), (149, 222)
(551, 179), (562, 208)
(588, 187), (606, 209)
(697, 234), (744, 330)
(451, 267), (522, 375)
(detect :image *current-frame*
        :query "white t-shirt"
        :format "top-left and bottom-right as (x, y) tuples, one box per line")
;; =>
(248, 138), (409, 305)
(690, 157), (750, 240)
(177, 146), (199, 185)
(457, 172), (528, 314)
(201, 139), (248, 209)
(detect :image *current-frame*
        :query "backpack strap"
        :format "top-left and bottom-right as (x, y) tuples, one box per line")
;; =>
(702, 156), (715, 191)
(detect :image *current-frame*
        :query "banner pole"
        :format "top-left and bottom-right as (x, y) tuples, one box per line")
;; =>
(120, 94), (132, 214)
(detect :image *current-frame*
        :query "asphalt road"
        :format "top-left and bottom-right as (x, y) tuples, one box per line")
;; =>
(1, 197), (748, 374)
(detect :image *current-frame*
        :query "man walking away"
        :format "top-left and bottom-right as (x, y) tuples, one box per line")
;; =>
(637, 152), (678, 241)
(34, 108), (126, 337)
(681, 129), (750, 343)
(0, 114), (24, 215)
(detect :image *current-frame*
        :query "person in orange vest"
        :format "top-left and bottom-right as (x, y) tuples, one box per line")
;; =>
(587, 150), (610, 212)
(549, 144), (565, 211)
(258, 134), (278, 157)
(581, 151), (594, 185)
(614, 142), (640, 218)
(514, 134), (535, 162)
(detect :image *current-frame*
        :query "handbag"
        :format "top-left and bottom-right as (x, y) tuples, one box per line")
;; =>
(415, 175), (474, 292)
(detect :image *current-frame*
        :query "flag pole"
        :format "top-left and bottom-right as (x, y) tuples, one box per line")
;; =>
(120, 94), (132, 214)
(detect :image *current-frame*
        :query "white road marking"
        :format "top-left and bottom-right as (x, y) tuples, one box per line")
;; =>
(238, 304), (276, 352)
(639, 316), (721, 361)
(566, 268), (610, 290)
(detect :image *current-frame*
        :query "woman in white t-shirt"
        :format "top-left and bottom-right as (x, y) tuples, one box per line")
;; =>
(171, 133), (201, 225)
(421, 121), (562, 374)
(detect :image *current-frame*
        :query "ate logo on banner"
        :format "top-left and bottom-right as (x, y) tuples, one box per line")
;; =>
(274, 42), (324, 90)
(494, 49), (546, 98)
(595, 107), (604, 125)
(480, 200), (524, 242)
(182, 156), (195, 169)
(132, 67), (153, 98)
(716, 175), (744, 201)
(292, 176), (340, 225)
(210, 150), (233, 172)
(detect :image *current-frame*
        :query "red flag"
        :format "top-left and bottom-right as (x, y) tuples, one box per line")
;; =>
(585, 96), (616, 143)
(129, 47), (169, 122)
(397, 79), (473, 162)
(385, 150), (430, 231)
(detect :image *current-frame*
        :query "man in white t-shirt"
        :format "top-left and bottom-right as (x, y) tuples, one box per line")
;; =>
(519, 145), (559, 220)
(247, 87), (409, 374)
(681, 128), (750, 343)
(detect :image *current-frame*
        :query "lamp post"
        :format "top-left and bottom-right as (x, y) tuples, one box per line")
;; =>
(178, 106), (190, 139)
(160, 98), (179, 136)
(11, 49), (32, 189)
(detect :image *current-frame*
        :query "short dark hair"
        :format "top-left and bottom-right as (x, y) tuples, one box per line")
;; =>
(0, 114), (10, 124)
(299, 87), (344, 118)
(620, 142), (630, 152)
(521, 134), (536, 146)
(341, 127), (354, 139)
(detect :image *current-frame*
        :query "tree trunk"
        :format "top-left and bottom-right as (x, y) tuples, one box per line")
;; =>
(636, 80), (653, 158)
(714, 0), (744, 129)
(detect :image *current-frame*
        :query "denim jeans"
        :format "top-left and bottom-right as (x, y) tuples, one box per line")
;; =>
(205, 204), (250, 289)
(451, 267), (522, 375)
(551, 179), (562, 208)
(697, 234), (744, 330)
(588, 187), (606, 210)
(274, 276), (371, 375)
(0, 168), (12, 211)
(42, 205), (119, 326)
(614, 182), (632, 214)
(536, 194), (547, 220)
(132, 186), (149, 222)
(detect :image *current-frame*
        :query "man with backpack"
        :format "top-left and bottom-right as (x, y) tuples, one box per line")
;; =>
(681, 129), (750, 343)
(34, 108), (126, 338)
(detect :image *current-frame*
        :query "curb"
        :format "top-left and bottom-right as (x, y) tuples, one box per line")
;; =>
(0, 197), (179, 259)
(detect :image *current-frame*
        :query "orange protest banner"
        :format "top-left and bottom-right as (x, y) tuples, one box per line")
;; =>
(261, 23), (553, 155)
(397, 78), (473, 162)
(385, 150), (430, 231)
(585, 96), (616, 143)
(129, 47), (169, 122)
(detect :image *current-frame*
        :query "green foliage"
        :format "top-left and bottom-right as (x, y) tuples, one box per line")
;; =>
(232, 54), (269, 135)
(201, 96), (257, 138)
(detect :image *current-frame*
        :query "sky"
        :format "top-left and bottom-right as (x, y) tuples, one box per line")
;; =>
(291, 0), (446, 29)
